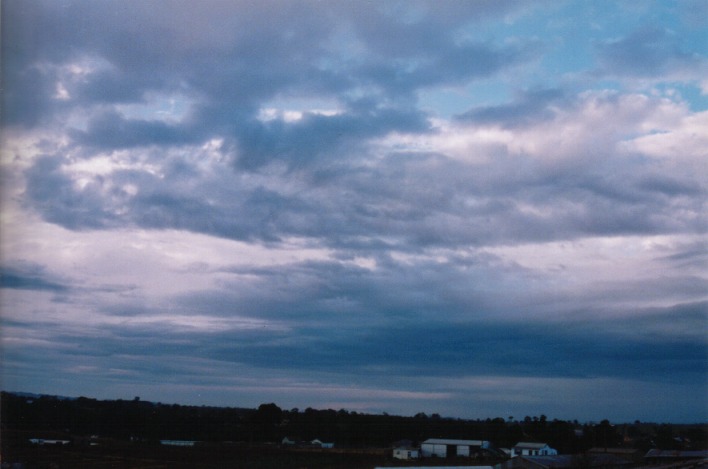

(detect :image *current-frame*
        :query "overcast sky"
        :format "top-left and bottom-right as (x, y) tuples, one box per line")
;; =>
(1, 0), (707, 423)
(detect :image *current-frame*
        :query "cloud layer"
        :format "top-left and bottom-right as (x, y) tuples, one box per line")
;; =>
(2, 0), (706, 422)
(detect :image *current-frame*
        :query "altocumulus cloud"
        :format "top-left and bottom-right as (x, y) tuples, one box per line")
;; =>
(1, 0), (706, 423)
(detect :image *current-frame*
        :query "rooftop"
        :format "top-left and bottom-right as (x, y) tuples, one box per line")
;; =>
(423, 438), (488, 446)
(514, 442), (550, 449)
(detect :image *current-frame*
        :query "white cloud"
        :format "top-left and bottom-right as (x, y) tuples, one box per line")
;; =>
(621, 110), (708, 165)
(257, 107), (343, 123)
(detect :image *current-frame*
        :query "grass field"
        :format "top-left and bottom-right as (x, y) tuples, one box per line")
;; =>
(5, 432), (494, 469)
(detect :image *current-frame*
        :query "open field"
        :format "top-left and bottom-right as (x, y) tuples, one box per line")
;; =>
(2, 433), (504, 469)
(3, 440), (390, 469)
(3, 434), (491, 469)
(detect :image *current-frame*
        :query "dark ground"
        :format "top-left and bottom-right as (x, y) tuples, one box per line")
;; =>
(2, 445), (380, 469)
(1, 433), (494, 469)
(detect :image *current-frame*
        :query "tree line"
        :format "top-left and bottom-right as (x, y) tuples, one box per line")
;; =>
(2, 392), (705, 452)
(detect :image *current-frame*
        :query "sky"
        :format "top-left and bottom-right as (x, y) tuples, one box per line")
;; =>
(1, 0), (707, 424)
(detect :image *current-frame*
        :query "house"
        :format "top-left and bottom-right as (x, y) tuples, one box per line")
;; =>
(511, 442), (557, 457)
(421, 438), (490, 458)
(160, 440), (196, 446)
(393, 446), (420, 460)
(392, 439), (414, 449)
(29, 439), (71, 446)
(311, 439), (334, 449)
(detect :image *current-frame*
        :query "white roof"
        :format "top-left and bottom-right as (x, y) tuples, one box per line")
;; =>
(423, 438), (487, 446)
(514, 442), (549, 449)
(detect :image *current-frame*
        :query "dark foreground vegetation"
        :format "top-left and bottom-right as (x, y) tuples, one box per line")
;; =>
(2, 391), (706, 468)
(2, 439), (392, 469)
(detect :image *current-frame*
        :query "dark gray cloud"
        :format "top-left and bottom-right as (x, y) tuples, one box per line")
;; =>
(636, 174), (703, 197)
(456, 88), (569, 127)
(233, 104), (430, 170)
(0, 265), (69, 292)
(656, 241), (708, 270)
(70, 111), (198, 149)
(211, 317), (706, 383)
(595, 25), (706, 79)
(22, 134), (706, 251)
(7, 286), (704, 386)
(2, 0), (530, 137)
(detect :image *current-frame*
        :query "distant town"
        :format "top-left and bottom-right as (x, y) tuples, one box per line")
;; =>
(2, 391), (706, 468)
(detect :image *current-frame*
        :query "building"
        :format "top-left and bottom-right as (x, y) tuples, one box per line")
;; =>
(511, 442), (557, 457)
(421, 438), (491, 458)
(311, 439), (334, 449)
(392, 439), (414, 449)
(160, 440), (196, 446)
(393, 446), (420, 460)
(29, 439), (71, 446)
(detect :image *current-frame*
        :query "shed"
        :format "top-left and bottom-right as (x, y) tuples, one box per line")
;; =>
(511, 442), (557, 457)
(311, 438), (334, 448)
(29, 439), (71, 446)
(160, 440), (196, 446)
(421, 438), (490, 458)
(393, 446), (420, 460)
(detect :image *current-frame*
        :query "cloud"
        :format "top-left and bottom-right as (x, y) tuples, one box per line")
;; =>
(2, 0), (707, 422)
(2, 0), (533, 137)
(594, 26), (708, 82)
(0, 265), (69, 292)
(195, 306), (707, 384)
(24, 88), (705, 255)
(70, 111), (197, 149)
(456, 88), (570, 128)
(234, 104), (430, 170)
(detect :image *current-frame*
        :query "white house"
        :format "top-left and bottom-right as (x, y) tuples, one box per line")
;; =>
(160, 440), (197, 446)
(511, 442), (557, 457)
(421, 438), (490, 458)
(29, 439), (71, 446)
(311, 438), (334, 448)
(393, 446), (420, 460)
